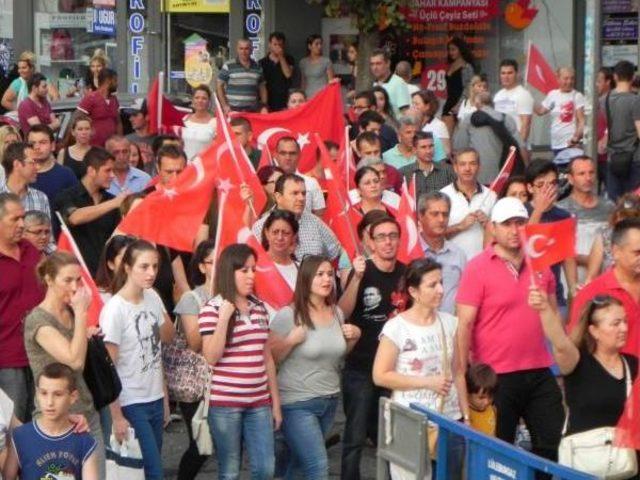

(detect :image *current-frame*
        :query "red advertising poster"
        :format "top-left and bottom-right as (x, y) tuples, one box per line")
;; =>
(404, 0), (501, 23)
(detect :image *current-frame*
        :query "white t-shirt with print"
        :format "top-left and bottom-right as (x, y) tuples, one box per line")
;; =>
(421, 116), (450, 140)
(0, 388), (14, 454)
(541, 89), (586, 149)
(100, 289), (166, 407)
(381, 312), (461, 420)
(493, 85), (534, 132)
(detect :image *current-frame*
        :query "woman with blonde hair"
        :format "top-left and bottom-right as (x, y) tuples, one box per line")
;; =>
(84, 49), (109, 94)
(456, 73), (489, 121)
(1, 51), (60, 111)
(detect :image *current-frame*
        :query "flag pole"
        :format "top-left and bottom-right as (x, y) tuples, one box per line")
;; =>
(210, 190), (227, 296)
(518, 226), (538, 289)
(344, 125), (351, 194)
(157, 71), (164, 134)
(212, 93), (258, 218)
(55, 212), (92, 276)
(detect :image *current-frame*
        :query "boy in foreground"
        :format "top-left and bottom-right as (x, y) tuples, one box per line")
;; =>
(3, 363), (98, 480)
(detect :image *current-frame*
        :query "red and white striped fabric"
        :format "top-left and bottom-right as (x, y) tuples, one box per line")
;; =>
(198, 295), (271, 408)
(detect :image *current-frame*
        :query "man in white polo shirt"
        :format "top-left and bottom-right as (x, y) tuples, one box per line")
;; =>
(441, 148), (496, 259)
(494, 59), (534, 161)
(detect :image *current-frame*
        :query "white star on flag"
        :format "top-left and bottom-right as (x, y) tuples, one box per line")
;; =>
(296, 132), (310, 150)
(217, 178), (233, 195)
(163, 188), (178, 200)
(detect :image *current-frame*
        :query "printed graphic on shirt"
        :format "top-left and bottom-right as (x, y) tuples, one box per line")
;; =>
(559, 100), (575, 123)
(362, 287), (382, 313)
(133, 310), (161, 373)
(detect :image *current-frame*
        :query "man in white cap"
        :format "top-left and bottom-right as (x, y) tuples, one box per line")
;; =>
(456, 197), (564, 464)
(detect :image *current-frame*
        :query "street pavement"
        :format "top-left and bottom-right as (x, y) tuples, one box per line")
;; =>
(162, 403), (378, 479)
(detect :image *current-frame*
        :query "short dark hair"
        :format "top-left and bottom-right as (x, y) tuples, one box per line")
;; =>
(287, 89), (306, 103)
(230, 116), (252, 131)
(354, 90), (375, 108)
(355, 131), (381, 151)
(466, 363), (498, 395)
(152, 134), (182, 155)
(413, 131), (434, 146)
(261, 209), (299, 250)
(275, 172), (304, 195)
(355, 166), (380, 187)
(370, 48), (390, 62)
(38, 362), (77, 392)
(598, 67), (616, 89)
(614, 60), (635, 82)
(2, 142), (30, 176)
(567, 155), (594, 174)
(84, 147), (115, 173)
(499, 175), (529, 200)
(500, 59), (519, 72)
(98, 68), (117, 86)
(269, 31), (286, 43)
(357, 209), (389, 241)
(417, 191), (451, 216)
(403, 258), (442, 308)
(612, 217), (640, 246)
(257, 165), (284, 185)
(156, 145), (187, 170)
(188, 239), (216, 288)
(276, 136), (300, 152)
(27, 72), (47, 92)
(358, 110), (385, 130)
(192, 84), (211, 98)
(369, 215), (400, 239)
(525, 159), (558, 184)
(0, 192), (21, 219)
(27, 124), (55, 142)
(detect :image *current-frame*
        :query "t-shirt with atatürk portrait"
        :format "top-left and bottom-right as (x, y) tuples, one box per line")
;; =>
(344, 259), (406, 373)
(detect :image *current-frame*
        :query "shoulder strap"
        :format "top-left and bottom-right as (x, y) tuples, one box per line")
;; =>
(605, 92), (612, 134)
(622, 356), (633, 397)
(436, 314), (449, 413)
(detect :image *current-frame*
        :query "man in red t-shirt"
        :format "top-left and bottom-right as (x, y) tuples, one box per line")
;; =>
(0, 193), (45, 422)
(456, 197), (564, 463)
(17, 73), (60, 135)
(569, 218), (640, 355)
(77, 68), (122, 147)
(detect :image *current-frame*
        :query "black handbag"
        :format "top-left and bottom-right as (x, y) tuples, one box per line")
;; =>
(83, 335), (122, 410)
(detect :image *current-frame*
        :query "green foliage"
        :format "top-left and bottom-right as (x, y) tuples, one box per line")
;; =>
(307, 0), (409, 33)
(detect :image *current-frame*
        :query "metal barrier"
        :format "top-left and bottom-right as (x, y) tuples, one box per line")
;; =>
(408, 403), (597, 480)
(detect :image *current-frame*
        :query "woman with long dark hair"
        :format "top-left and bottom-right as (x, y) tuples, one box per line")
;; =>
(299, 34), (334, 99)
(442, 36), (476, 135)
(199, 243), (281, 479)
(57, 113), (93, 179)
(100, 240), (175, 480)
(270, 255), (360, 479)
(173, 240), (215, 480)
(261, 209), (299, 290)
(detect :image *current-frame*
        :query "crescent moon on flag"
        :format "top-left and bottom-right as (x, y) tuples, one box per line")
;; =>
(405, 217), (418, 253)
(526, 234), (548, 259)
(257, 127), (291, 149)
(189, 157), (205, 189)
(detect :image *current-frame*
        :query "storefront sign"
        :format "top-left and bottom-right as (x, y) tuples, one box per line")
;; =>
(184, 33), (213, 87)
(91, 8), (116, 36)
(164, 0), (230, 12)
(603, 0), (637, 13)
(603, 44), (639, 67)
(243, 0), (264, 59)
(128, 0), (146, 94)
(39, 12), (88, 29)
(603, 16), (638, 41)
(404, 0), (500, 23)
(93, 0), (116, 6)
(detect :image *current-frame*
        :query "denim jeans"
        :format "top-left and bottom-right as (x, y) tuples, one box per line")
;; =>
(281, 395), (338, 480)
(341, 369), (389, 480)
(177, 400), (210, 480)
(208, 405), (275, 480)
(0, 367), (34, 422)
(606, 160), (640, 202)
(121, 398), (164, 480)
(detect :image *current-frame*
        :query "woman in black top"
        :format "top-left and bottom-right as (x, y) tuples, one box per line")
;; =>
(56, 114), (92, 180)
(442, 37), (476, 136)
(529, 291), (637, 435)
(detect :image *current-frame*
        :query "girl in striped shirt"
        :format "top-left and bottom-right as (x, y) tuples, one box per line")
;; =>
(199, 243), (281, 479)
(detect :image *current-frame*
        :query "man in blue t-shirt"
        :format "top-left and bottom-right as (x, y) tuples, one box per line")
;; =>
(4, 363), (98, 480)
(525, 159), (577, 309)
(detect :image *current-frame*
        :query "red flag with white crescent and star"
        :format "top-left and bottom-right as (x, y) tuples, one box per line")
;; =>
(525, 42), (559, 95)
(214, 190), (294, 310)
(519, 218), (576, 272)
(396, 180), (424, 265)
(238, 82), (345, 173)
(117, 137), (222, 252)
(56, 215), (103, 327)
(490, 146), (517, 195)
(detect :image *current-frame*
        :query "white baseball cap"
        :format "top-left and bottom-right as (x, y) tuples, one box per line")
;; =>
(490, 197), (529, 223)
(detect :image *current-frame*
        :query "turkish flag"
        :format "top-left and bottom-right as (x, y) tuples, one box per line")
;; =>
(335, 126), (356, 192)
(215, 190), (293, 310)
(239, 82), (345, 173)
(56, 215), (103, 327)
(490, 146), (517, 195)
(396, 180), (424, 264)
(520, 218), (576, 272)
(525, 43), (559, 95)
(318, 134), (360, 261)
(615, 377), (640, 450)
(118, 137), (221, 251)
(147, 76), (185, 135)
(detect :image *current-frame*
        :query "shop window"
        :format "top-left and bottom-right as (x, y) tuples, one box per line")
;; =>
(34, 0), (117, 99)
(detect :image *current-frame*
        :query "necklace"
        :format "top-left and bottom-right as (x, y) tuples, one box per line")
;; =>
(594, 352), (621, 374)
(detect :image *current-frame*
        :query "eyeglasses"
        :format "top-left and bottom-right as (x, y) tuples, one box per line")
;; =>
(372, 232), (400, 243)
(25, 228), (51, 236)
(584, 294), (618, 324)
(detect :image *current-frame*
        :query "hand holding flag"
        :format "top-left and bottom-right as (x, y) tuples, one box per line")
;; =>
(525, 42), (559, 95)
